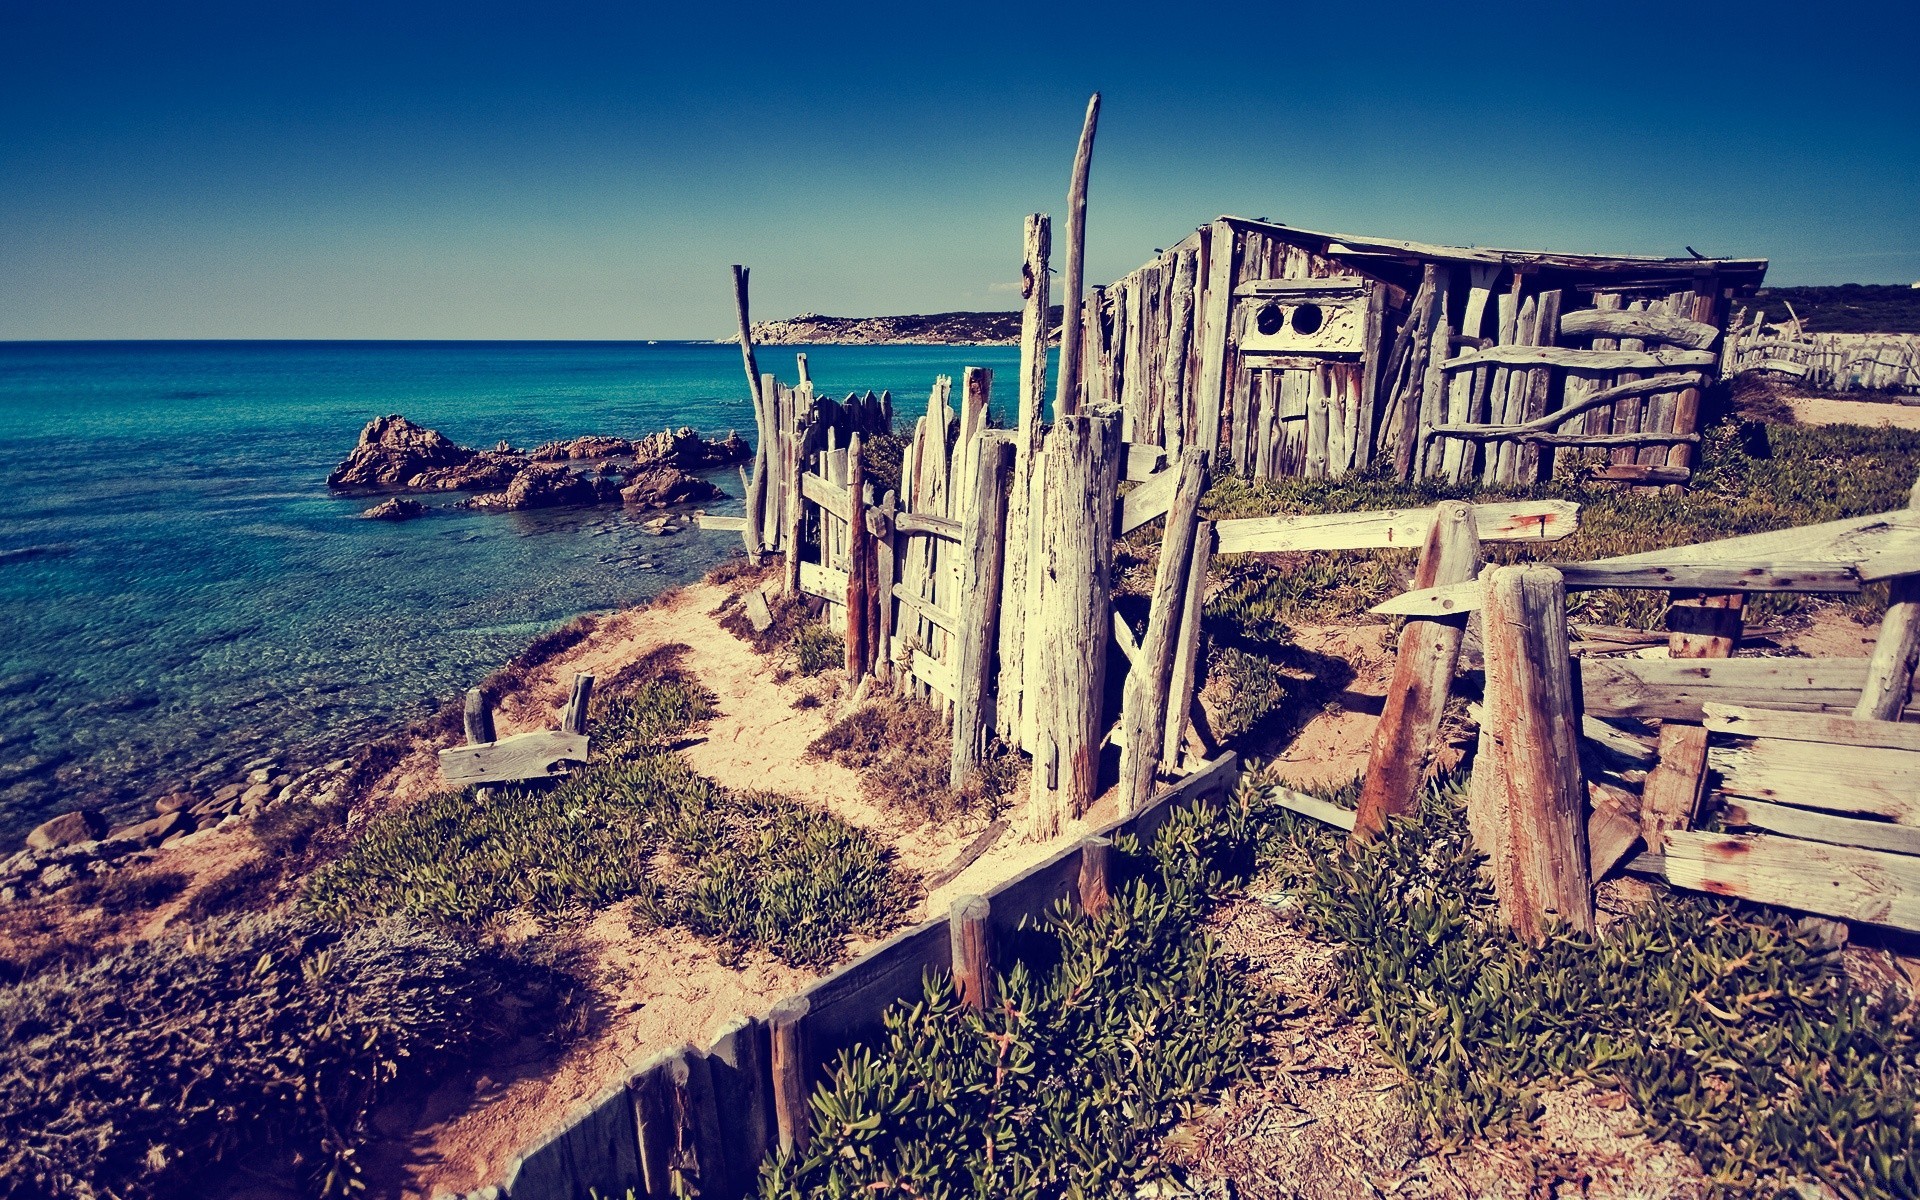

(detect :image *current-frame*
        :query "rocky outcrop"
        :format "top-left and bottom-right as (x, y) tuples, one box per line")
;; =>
(27, 809), (105, 851)
(529, 435), (633, 462)
(465, 464), (617, 512)
(739, 309), (1065, 346)
(361, 498), (426, 521)
(327, 415), (474, 488)
(632, 427), (751, 471)
(620, 467), (723, 509)
(405, 453), (523, 493)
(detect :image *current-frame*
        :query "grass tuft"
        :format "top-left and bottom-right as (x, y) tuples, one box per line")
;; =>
(808, 696), (1019, 823)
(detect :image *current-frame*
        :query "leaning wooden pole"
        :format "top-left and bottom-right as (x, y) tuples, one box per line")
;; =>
(845, 434), (872, 680)
(1160, 519), (1214, 773)
(952, 436), (1013, 789)
(1352, 502), (1481, 842)
(997, 214), (1051, 747)
(1053, 94), (1100, 421)
(733, 266), (767, 556)
(1117, 448), (1208, 813)
(1856, 474), (1920, 720)
(1469, 565), (1594, 943)
(1028, 410), (1123, 837)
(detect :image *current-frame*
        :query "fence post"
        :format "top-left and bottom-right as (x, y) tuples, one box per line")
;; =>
(464, 687), (496, 803)
(1353, 502), (1481, 841)
(560, 673), (594, 737)
(704, 1014), (773, 1198)
(1160, 520), (1214, 772)
(873, 490), (899, 688)
(952, 437), (1014, 789)
(1469, 564), (1594, 942)
(996, 214), (1052, 748)
(768, 996), (811, 1155)
(1077, 836), (1111, 917)
(1028, 410), (1124, 837)
(845, 435), (871, 681)
(1857, 476), (1920, 719)
(949, 894), (992, 1011)
(1118, 448), (1208, 812)
(1053, 94), (1100, 421)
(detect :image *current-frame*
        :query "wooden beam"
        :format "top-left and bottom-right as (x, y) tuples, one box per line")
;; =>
(948, 895), (992, 1011)
(768, 997), (811, 1154)
(1442, 345), (1717, 373)
(1194, 221), (1236, 464)
(1374, 561), (1863, 617)
(1591, 508), (1920, 583)
(846, 436), (872, 680)
(893, 511), (961, 541)
(911, 649), (954, 700)
(1856, 477), (1920, 719)
(1651, 831), (1920, 933)
(1580, 656), (1905, 722)
(1640, 723), (1709, 851)
(439, 730), (589, 787)
(1709, 738), (1920, 824)
(1215, 498), (1577, 556)
(1703, 702), (1920, 752)
(1668, 590), (1744, 659)
(1161, 521), (1214, 773)
(1076, 836), (1112, 915)
(1470, 565), (1594, 942)
(1119, 450), (1208, 815)
(1558, 306), (1719, 349)
(1353, 502), (1481, 841)
(799, 471), (849, 521)
(1117, 462), (1180, 534)
(1720, 797), (1920, 858)
(693, 512), (749, 532)
(1054, 94), (1100, 419)
(799, 561), (850, 603)
(951, 438), (1013, 789)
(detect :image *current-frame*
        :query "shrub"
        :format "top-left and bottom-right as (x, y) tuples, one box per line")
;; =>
(788, 623), (843, 676)
(0, 912), (557, 1200)
(1258, 775), (1920, 1197)
(758, 798), (1266, 1198)
(68, 867), (189, 916)
(808, 696), (1017, 822)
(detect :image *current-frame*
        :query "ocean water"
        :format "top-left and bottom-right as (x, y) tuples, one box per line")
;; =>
(0, 340), (1023, 839)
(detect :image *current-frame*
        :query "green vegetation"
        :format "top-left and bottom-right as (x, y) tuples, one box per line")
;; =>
(0, 912), (577, 1200)
(757, 799), (1265, 1198)
(808, 695), (1020, 822)
(304, 674), (915, 968)
(788, 622), (844, 676)
(1741, 284), (1920, 335)
(1256, 774), (1920, 1198)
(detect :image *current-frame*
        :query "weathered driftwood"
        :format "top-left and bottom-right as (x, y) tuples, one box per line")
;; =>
(464, 687), (495, 745)
(1443, 344), (1717, 373)
(1075, 835), (1113, 914)
(1353, 502), (1480, 840)
(1720, 797), (1920, 858)
(1639, 722), (1709, 851)
(1214, 498), (1576, 556)
(1054, 95), (1100, 419)
(1558, 306), (1719, 349)
(951, 438), (1012, 789)
(1374, 561), (1862, 617)
(799, 471), (849, 521)
(890, 583), (955, 635)
(910, 649), (954, 700)
(733, 267), (767, 556)
(1117, 461), (1180, 534)
(1709, 738), (1920, 824)
(1646, 831), (1920, 933)
(1194, 221), (1234, 463)
(1161, 520), (1214, 772)
(1592, 507), (1920, 582)
(1668, 590), (1744, 660)
(925, 820), (1009, 890)
(845, 437), (872, 680)
(1580, 656), (1913, 722)
(1856, 478), (1920, 719)
(1118, 450), (1208, 814)
(439, 730), (589, 787)
(1429, 371), (1703, 441)
(704, 1015), (773, 1195)
(1470, 565), (1594, 941)
(1702, 702), (1920, 752)
(560, 674), (594, 738)
(948, 895), (993, 1011)
(996, 214), (1051, 748)
(1266, 782), (1358, 832)
(894, 512), (961, 540)
(1028, 411), (1123, 836)
(798, 561), (850, 603)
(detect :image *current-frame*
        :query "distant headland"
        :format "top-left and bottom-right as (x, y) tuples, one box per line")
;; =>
(735, 307), (1065, 346)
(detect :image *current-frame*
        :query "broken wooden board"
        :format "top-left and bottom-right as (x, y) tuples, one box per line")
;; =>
(1117, 465), (1180, 535)
(894, 512), (961, 541)
(1647, 830), (1920, 933)
(1442, 345), (1717, 372)
(910, 649), (954, 700)
(890, 583), (956, 634)
(799, 560), (850, 603)
(1122, 442), (1167, 482)
(1558, 307), (1719, 349)
(1264, 783), (1357, 832)
(440, 730), (589, 787)
(926, 820), (1010, 889)
(744, 588), (775, 634)
(1578, 657), (1908, 722)
(1708, 738), (1920, 824)
(694, 512), (749, 532)
(800, 472), (850, 521)
(1703, 702), (1920, 753)
(1719, 796), (1920, 858)
(1374, 561), (1863, 617)
(1587, 508), (1920, 583)
(1215, 499), (1577, 556)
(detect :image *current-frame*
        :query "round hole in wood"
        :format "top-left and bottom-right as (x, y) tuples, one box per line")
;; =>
(1254, 302), (1285, 336)
(1290, 302), (1325, 335)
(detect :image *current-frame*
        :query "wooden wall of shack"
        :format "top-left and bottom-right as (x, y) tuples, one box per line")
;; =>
(1090, 216), (1767, 488)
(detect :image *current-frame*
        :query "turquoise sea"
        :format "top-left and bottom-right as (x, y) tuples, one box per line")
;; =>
(0, 340), (1023, 839)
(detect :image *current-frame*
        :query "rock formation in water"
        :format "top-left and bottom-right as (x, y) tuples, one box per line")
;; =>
(361, 498), (426, 521)
(328, 415), (744, 514)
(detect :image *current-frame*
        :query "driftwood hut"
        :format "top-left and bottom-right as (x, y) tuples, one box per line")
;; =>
(1089, 217), (1768, 487)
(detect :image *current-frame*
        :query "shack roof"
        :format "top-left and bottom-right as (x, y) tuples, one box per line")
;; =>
(1217, 215), (1769, 289)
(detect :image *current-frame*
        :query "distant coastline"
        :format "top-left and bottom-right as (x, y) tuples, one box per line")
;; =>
(735, 307), (1065, 347)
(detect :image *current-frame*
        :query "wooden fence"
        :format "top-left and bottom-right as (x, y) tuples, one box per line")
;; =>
(1723, 308), (1920, 394)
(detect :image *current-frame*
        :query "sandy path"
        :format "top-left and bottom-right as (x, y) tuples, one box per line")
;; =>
(1789, 394), (1920, 429)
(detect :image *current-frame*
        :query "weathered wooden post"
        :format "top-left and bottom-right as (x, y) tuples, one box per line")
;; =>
(1469, 564), (1594, 942)
(872, 489), (899, 688)
(768, 996), (811, 1155)
(1077, 836), (1111, 917)
(1028, 410), (1123, 837)
(1160, 519), (1214, 773)
(705, 1014), (773, 1194)
(845, 435), (871, 681)
(1353, 502), (1482, 841)
(948, 894), (992, 1011)
(1117, 448), (1209, 812)
(560, 673), (594, 737)
(1857, 475), (1920, 720)
(1053, 94), (1099, 421)
(782, 392), (805, 596)
(732, 267), (766, 558)
(998, 213), (1052, 750)
(463, 687), (496, 802)
(951, 437), (1013, 789)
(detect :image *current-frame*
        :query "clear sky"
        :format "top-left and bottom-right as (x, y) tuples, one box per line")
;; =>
(2, 0), (1915, 340)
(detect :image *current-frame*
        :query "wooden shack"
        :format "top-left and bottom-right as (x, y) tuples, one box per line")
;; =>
(1089, 217), (1767, 487)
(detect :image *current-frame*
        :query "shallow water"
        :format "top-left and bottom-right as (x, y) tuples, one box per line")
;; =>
(0, 340), (1022, 837)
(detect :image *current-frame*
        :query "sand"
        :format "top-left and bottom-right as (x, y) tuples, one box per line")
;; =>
(1788, 393), (1920, 430)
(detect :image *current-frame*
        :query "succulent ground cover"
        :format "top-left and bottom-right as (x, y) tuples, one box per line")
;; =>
(1255, 774), (1920, 1198)
(302, 665), (916, 967)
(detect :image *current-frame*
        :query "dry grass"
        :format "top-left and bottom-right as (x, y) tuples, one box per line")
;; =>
(807, 695), (1018, 824)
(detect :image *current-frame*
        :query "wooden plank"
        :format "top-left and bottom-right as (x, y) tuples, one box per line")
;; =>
(1856, 478), (1920, 718)
(693, 513), (749, 532)
(1111, 612), (1140, 666)
(1579, 657), (1886, 722)
(1161, 521), (1214, 772)
(1233, 276), (1367, 297)
(1118, 462), (1181, 534)
(744, 587), (774, 634)
(560, 673), (594, 737)
(1443, 345), (1717, 373)
(1054, 94), (1099, 418)
(1470, 565), (1594, 941)
(1592, 508), (1920, 583)
(1374, 561), (1861, 617)
(890, 583), (956, 634)
(1214, 498), (1577, 555)
(1559, 306), (1719, 349)
(439, 730), (589, 787)
(1266, 783), (1357, 832)
(768, 998), (811, 1155)
(1640, 723), (1709, 850)
(951, 439), (1012, 789)
(508, 1079), (643, 1200)
(799, 471), (849, 521)
(703, 1015), (773, 1195)
(1720, 797), (1920, 858)
(911, 649), (954, 700)
(798, 560), (849, 603)
(1709, 738), (1920, 824)
(1651, 831), (1920, 934)
(1119, 450), (1208, 815)
(1194, 220), (1236, 463)
(792, 916), (949, 1068)
(1703, 702), (1920, 752)
(1123, 441), (1168, 481)
(894, 511), (961, 541)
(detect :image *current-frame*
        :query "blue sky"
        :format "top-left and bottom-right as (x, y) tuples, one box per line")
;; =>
(2, 0), (1915, 340)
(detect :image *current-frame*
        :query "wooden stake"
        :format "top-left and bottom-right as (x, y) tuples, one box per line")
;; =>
(874, 490), (898, 687)
(997, 214), (1051, 745)
(1161, 520), (1213, 772)
(1353, 502), (1481, 841)
(952, 437), (1013, 789)
(768, 996), (811, 1155)
(1470, 565), (1594, 942)
(948, 894), (992, 1011)
(1117, 449), (1209, 813)
(1668, 591), (1744, 658)
(1077, 836), (1111, 917)
(1053, 93), (1100, 421)
(733, 266), (766, 557)
(1857, 476), (1920, 720)
(845, 435), (871, 680)
(559, 673), (594, 737)
(1028, 411), (1123, 836)
(1194, 221), (1235, 465)
(464, 687), (496, 802)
